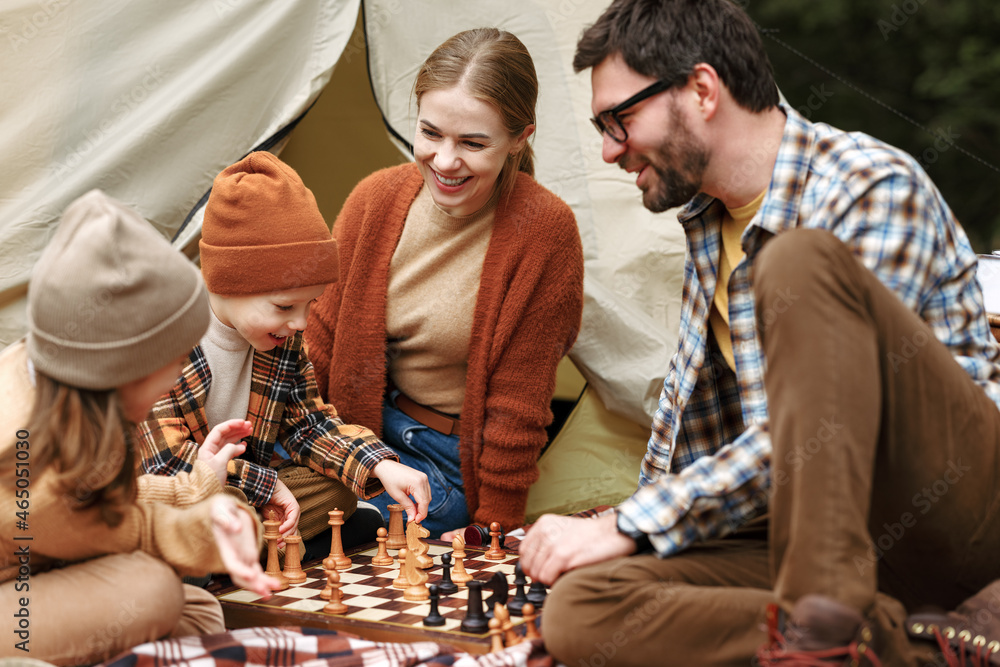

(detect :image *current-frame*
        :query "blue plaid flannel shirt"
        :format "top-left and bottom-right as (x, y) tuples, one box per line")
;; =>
(616, 106), (1000, 556)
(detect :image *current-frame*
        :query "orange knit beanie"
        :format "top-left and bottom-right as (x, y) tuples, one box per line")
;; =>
(200, 151), (338, 295)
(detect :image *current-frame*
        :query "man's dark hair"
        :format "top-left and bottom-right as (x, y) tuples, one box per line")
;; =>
(574, 0), (779, 112)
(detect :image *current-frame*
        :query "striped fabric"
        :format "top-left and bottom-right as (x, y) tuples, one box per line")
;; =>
(137, 332), (397, 508)
(98, 626), (551, 667)
(616, 105), (1000, 556)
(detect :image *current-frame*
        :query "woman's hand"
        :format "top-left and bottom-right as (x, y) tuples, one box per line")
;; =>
(210, 496), (281, 597)
(372, 460), (431, 524)
(197, 419), (252, 485)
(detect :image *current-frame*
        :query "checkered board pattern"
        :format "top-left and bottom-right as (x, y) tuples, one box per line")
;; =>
(216, 542), (536, 639)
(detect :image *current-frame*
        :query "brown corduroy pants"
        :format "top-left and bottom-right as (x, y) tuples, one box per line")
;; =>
(544, 229), (1000, 667)
(0, 551), (223, 665)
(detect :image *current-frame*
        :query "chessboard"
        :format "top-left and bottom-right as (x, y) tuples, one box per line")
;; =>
(213, 540), (541, 654)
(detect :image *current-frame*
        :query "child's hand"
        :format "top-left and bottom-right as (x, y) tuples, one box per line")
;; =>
(198, 419), (253, 485)
(262, 478), (300, 540)
(210, 496), (281, 597)
(372, 460), (431, 524)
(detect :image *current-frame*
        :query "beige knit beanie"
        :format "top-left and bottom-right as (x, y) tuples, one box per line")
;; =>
(199, 151), (338, 295)
(26, 190), (210, 390)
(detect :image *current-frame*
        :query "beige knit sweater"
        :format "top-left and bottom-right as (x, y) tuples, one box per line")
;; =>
(0, 340), (256, 583)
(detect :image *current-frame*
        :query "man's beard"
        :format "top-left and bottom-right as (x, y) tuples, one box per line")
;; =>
(641, 106), (709, 213)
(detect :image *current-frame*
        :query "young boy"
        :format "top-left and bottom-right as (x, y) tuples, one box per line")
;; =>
(138, 152), (429, 548)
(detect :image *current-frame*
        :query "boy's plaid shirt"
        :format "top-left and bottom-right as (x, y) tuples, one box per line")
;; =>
(137, 332), (397, 508)
(616, 106), (1000, 556)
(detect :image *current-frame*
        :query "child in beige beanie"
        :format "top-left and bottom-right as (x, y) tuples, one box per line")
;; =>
(137, 152), (429, 554)
(0, 190), (278, 665)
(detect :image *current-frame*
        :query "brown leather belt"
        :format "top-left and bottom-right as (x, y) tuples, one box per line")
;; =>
(390, 386), (461, 436)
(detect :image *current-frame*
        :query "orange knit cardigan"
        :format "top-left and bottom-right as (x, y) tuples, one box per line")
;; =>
(305, 163), (584, 530)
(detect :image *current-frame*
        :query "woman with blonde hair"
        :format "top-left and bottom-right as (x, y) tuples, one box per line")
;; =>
(307, 28), (584, 538)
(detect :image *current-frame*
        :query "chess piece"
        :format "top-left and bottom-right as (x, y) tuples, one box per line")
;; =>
(489, 617), (504, 653)
(403, 546), (430, 601)
(282, 535), (307, 584)
(522, 602), (540, 640)
(460, 580), (489, 634)
(322, 569), (348, 615)
(526, 579), (547, 609)
(483, 571), (508, 619)
(386, 503), (407, 549)
(324, 508), (352, 570)
(320, 566), (334, 600)
(262, 518), (289, 591)
(423, 584), (446, 627)
(437, 552), (459, 595)
(484, 521), (505, 560)
(451, 535), (473, 586)
(371, 527), (394, 566)
(508, 561), (528, 616)
(406, 521), (434, 569)
(393, 547), (409, 589)
(495, 603), (520, 646)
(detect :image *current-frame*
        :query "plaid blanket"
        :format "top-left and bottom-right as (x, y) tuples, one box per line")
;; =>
(100, 626), (554, 667)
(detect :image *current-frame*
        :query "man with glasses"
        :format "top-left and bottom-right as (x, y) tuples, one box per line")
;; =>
(520, 0), (1000, 665)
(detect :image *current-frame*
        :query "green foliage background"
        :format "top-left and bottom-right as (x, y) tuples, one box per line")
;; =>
(742, 0), (1000, 252)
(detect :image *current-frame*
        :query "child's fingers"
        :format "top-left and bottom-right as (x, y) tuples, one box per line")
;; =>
(216, 441), (246, 462)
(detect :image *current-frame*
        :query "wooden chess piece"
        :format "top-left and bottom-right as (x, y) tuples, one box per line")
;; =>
(325, 508), (352, 570)
(393, 547), (409, 589)
(282, 534), (307, 584)
(522, 602), (540, 640)
(484, 521), (505, 560)
(386, 503), (407, 549)
(320, 566), (334, 600)
(403, 546), (430, 601)
(526, 579), (547, 609)
(460, 580), (488, 634)
(322, 569), (348, 615)
(451, 534), (473, 586)
(483, 571), (508, 619)
(489, 617), (504, 653)
(262, 518), (289, 591)
(495, 603), (520, 646)
(508, 561), (528, 615)
(437, 552), (459, 595)
(371, 527), (394, 566)
(406, 520), (434, 569)
(423, 584), (445, 627)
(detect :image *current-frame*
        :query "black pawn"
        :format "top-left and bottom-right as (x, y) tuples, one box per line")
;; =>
(508, 561), (529, 616)
(460, 580), (489, 634)
(437, 552), (459, 595)
(423, 584), (445, 627)
(526, 579), (547, 610)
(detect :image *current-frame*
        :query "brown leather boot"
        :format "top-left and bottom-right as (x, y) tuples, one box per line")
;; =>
(756, 595), (883, 666)
(906, 580), (1000, 666)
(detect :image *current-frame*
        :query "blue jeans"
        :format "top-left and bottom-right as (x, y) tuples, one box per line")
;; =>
(365, 396), (470, 538)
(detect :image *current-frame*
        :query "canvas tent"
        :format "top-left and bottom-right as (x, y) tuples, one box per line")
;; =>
(0, 0), (687, 517)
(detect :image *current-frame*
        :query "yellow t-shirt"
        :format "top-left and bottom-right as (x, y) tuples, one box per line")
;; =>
(709, 189), (767, 371)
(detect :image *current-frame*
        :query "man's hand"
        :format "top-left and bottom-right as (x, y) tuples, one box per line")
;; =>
(519, 512), (638, 586)
(372, 460), (431, 524)
(261, 478), (300, 540)
(198, 419), (252, 485)
(210, 496), (281, 597)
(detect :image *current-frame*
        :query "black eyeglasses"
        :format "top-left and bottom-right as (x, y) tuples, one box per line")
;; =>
(590, 79), (674, 143)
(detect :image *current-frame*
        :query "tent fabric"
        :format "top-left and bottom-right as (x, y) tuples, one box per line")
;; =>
(0, 0), (361, 344)
(362, 0), (686, 426)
